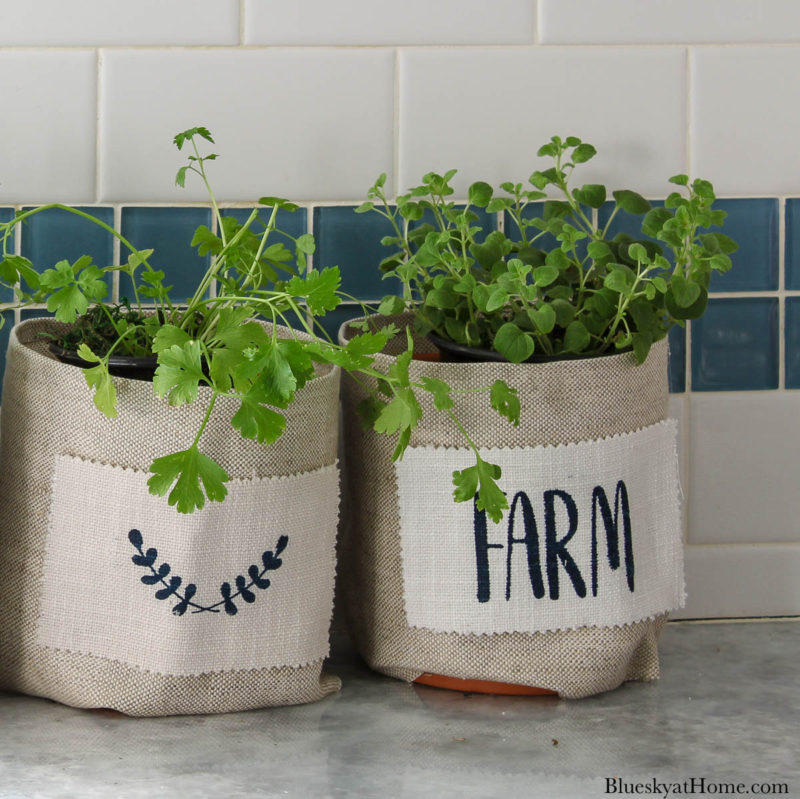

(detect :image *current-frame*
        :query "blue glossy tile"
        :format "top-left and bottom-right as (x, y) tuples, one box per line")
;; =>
(21, 205), (114, 305)
(20, 308), (54, 321)
(709, 199), (777, 291)
(784, 199), (800, 290)
(0, 310), (13, 396)
(601, 198), (771, 291)
(784, 298), (800, 389)
(222, 207), (308, 282)
(668, 324), (686, 394)
(314, 207), (402, 301)
(691, 298), (778, 391)
(0, 208), (16, 303)
(22, 205), (114, 267)
(120, 207), (212, 304)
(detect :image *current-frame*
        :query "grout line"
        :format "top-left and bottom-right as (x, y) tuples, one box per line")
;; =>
(779, 198), (787, 389)
(685, 540), (800, 548)
(533, 0), (540, 45)
(685, 320), (692, 392)
(208, 205), (218, 300)
(112, 205), (121, 302)
(685, 47), (692, 176)
(306, 206), (314, 276)
(0, 42), (799, 55)
(704, 289), (794, 298)
(5, 197), (800, 211)
(392, 48), (401, 195)
(1, 42), (800, 50)
(13, 205), (22, 327)
(306, 206), (315, 329)
(670, 616), (800, 625)
(239, 0), (246, 46)
(680, 390), (690, 545)
(94, 49), (103, 203)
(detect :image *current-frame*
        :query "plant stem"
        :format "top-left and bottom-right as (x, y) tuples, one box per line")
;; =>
(191, 392), (219, 449)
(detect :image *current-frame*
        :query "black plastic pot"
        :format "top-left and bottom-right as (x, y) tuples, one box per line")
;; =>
(49, 343), (158, 382)
(427, 331), (629, 364)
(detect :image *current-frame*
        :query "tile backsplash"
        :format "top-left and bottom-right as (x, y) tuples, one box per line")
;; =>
(0, 0), (799, 620)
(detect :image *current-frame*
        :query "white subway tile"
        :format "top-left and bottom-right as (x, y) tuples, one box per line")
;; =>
(668, 394), (689, 534)
(540, 0), (800, 44)
(0, 52), (96, 204)
(99, 50), (394, 203)
(0, 0), (239, 45)
(399, 48), (686, 198)
(673, 545), (800, 618)
(692, 47), (800, 196)
(244, 0), (535, 45)
(688, 393), (800, 545)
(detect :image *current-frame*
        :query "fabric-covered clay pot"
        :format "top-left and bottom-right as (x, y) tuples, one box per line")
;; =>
(0, 318), (342, 716)
(339, 313), (684, 699)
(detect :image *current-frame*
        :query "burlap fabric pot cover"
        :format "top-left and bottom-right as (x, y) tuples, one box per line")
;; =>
(339, 314), (684, 699)
(0, 318), (342, 716)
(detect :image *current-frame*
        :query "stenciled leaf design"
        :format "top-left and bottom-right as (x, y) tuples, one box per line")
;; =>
(128, 528), (289, 616)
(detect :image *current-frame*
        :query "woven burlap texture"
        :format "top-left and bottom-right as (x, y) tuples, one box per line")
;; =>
(339, 313), (673, 699)
(0, 318), (341, 716)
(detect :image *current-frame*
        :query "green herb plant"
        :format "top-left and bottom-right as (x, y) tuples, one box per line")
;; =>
(355, 135), (736, 521)
(0, 127), (519, 520)
(361, 135), (736, 366)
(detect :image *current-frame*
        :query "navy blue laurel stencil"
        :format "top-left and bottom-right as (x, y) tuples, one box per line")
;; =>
(128, 528), (288, 616)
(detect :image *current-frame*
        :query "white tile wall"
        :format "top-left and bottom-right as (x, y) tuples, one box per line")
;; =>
(676, 545), (800, 618)
(668, 394), (688, 532)
(692, 47), (800, 196)
(540, 0), (800, 44)
(0, 51), (97, 203)
(688, 393), (800, 545)
(99, 49), (395, 203)
(0, 6), (798, 620)
(0, 0), (240, 46)
(244, 0), (536, 45)
(398, 48), (687, 197)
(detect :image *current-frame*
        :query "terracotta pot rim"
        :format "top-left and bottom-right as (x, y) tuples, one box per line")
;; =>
(414, 672), (557, 696)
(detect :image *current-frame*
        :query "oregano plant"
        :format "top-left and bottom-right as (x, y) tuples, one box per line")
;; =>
(354, 135), (736, 521)
(0, 127), (519, 521)
(361, 135), (737, 366)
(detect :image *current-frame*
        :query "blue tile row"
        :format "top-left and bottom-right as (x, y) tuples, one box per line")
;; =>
(692, 298), (778, 391)
(23, 206), (115, 299)
(0, 200), (799, 394)
(0, 205), (309, 306)
(598, 198), (779, 292)
(0, 197), (784, 298)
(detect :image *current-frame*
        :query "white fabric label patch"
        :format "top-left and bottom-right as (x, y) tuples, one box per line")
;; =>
(38, 455), (339, 675)
(395, 420), (684, 635)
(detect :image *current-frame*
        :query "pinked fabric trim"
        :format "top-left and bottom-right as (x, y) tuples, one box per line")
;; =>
(394, 420), (684, 636)
(37, 454), (339, 676)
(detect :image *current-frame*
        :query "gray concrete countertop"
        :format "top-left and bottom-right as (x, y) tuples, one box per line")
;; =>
(0, 621), (797, 798)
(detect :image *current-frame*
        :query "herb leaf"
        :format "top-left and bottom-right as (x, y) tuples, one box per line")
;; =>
(77, 343), (117, 418)
(452, 455), (508, 523)
(490, 380), (520, 426)
(148, 445), (229, 514)
(153, 341), (206, 406)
